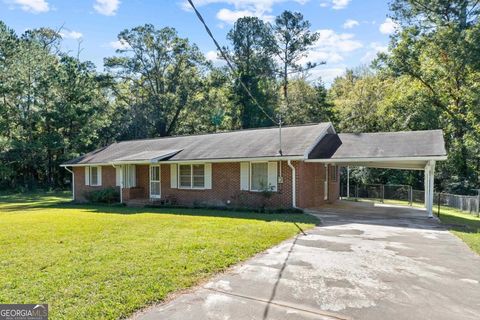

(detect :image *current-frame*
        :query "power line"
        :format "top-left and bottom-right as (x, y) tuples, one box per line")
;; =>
(186, 0), (279, 125)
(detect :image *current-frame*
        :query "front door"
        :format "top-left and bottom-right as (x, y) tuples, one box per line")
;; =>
(150, 165), (161, 199)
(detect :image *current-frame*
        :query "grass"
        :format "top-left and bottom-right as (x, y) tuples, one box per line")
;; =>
(0, 191), (318, 319)
(345, 197), (480, 255)
(436, 206), (480, 255)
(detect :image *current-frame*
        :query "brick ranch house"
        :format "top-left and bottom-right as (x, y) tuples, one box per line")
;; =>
(61, 123), (447, 213)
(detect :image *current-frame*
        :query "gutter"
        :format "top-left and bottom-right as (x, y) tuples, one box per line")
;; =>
(63, 166), (75, 201)
(287, 160), (296, 208)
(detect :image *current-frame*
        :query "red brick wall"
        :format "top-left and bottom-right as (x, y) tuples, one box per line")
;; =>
(296, 163), (340, 208)
(160, 162), (293, 208)
(73, 161), (340, 208)
(73, 166), (117, 202)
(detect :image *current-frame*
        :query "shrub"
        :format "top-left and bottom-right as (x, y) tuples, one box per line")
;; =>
(84, 188), (120, 204)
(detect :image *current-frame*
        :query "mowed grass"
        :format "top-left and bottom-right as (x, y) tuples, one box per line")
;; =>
(436, 206), (480, 255)
(0, 192), (318, 319)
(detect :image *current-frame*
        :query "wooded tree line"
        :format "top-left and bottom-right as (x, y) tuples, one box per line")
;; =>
(0, 0), (479, 194)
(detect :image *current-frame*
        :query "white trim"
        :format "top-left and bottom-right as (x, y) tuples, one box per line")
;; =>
(177, 163), (207, 190)
(305, 155), (447, 163)
(324, 164), (328, 201)
(60, 156), (304, 167)
(287, 160), (296, 207)
(149, 164), (161, 199)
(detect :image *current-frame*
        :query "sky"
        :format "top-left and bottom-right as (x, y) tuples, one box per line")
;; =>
(0, 0), (398, 85)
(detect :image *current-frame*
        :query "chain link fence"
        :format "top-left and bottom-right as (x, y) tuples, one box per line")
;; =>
(341, 183), (480, 217)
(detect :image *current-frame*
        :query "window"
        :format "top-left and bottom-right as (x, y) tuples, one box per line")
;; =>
(179, 164), (205, 189)
(330, 165), (337, 182)
(90, 167), (99, 186)
(250, 162), (269, 191)
(122, 165), (136, 188)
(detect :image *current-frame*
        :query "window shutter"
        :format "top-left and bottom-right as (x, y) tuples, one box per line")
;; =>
(85, 166), (90, 186)
(204, 163), (212, 189)
(115, 167), (121, 186)
(267, 162), (278, 191)
(240, 162), (249, 190)
(97, 166), (102, 186)
(170, 164), (177, 188)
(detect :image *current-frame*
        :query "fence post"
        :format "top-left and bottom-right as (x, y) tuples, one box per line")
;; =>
(355, 184), (359, 200)
(409, 186), (413, 206)
(437, 192), (441, 218)
(477, 192), (480, 217)
(381, 184), (385, 203)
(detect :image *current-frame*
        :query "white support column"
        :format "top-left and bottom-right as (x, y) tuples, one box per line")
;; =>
(425, 160), (436, 217)
(347, 166), (350, 199)
(324, 164), (329, 201)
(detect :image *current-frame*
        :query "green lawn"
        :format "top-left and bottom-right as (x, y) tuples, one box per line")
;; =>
(0, 192), (318, 319)
(436, 206), (480, 255)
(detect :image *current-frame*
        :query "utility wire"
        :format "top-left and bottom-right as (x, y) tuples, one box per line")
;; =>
(187, 0), (279, 125)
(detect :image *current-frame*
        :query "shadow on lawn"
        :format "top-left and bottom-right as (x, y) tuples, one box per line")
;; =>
(0, 198), (320, 225)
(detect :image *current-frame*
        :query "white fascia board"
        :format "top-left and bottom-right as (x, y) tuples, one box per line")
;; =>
(303, 123), (335, 159)
(60, 156), (304, 167)
(305, 155), (447, 163)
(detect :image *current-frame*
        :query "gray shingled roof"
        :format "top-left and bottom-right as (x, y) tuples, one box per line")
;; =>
(309, 130), (446, 160)
(64, 123), (332, 165)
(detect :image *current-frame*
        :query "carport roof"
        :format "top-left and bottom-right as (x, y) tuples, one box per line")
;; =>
(307, 130), (447, 170)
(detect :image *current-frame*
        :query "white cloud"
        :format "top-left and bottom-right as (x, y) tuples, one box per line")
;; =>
(300, 29), (362, 84)
(216, 8), (273, 24)
(109, 39), (130, 50)
(183, 0), (307, 24)
(343, 19), (359, 29)
(361, 42), (388, 63)
(379, 18), (399, 35)
(309, 66), (347, 85)
(93, 0), (120, 16)
(205, 50), (226, 66)
(60, 30), (83, 40)
(9, 0), (49, 13)
(331, 0), (350, 9)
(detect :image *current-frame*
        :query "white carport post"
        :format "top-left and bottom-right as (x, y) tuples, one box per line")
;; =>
(424, 160), (436, 217)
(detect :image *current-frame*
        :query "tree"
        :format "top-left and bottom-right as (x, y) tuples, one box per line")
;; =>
(105, 24), (208, 137)
(381, 0), (480, 191)
(226, 17), (278, 129)
(282, 79), (334, 125)
(273, 11), (320, 108)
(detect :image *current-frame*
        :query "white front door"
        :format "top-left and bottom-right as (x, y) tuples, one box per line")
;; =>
(150, 165), (161, 199)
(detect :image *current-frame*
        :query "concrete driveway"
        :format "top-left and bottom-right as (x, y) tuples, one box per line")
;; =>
(134, 201), (480, 320)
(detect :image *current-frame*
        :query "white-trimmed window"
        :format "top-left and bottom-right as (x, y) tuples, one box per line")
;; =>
(179, 164), (205, 189)
(85, 166), (102, 186)
(241, 161), (278, 192)
(122, 165), (136, 188)
(250, 162), (269, 191)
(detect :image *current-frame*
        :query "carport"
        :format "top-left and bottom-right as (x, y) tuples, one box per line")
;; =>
(306, 130), (447, 217)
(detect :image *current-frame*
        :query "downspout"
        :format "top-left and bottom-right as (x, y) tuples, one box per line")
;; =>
(64, 166), (75, 201)
(287, 160), (296, 208)
(112, 164), (123, 204)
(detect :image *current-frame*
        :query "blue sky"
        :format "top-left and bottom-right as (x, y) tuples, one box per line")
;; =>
(1, 0), (398, 84)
